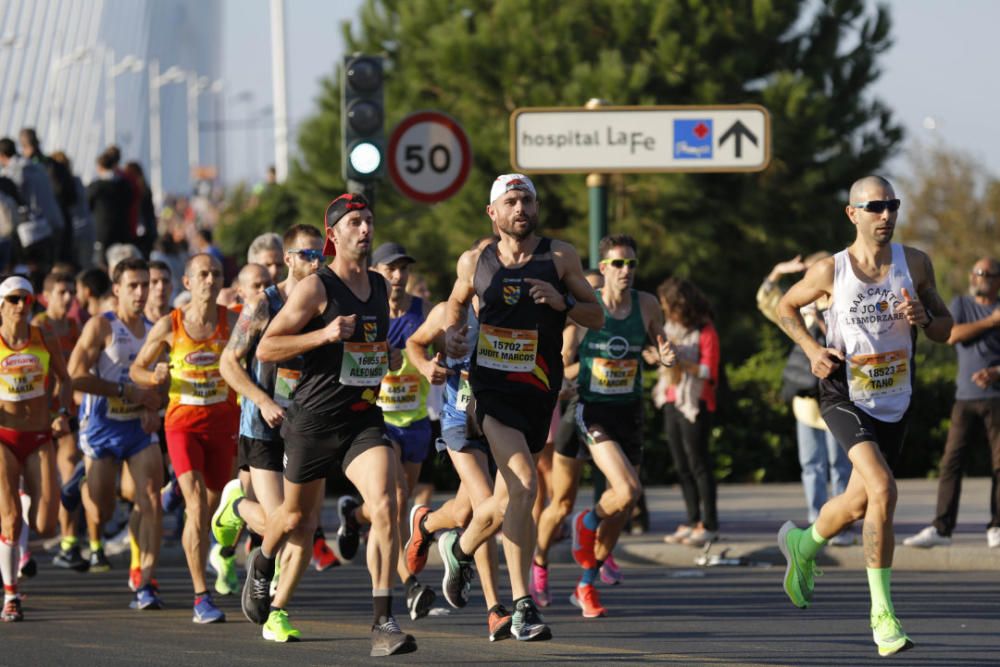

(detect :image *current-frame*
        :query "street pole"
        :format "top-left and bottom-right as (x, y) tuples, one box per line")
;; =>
(269, 0), (290, 182)
(149, 59), (163, 209)
(187, 72), (200, 177)
(105, 47), (115, 146)
(585, 98), (609, 269)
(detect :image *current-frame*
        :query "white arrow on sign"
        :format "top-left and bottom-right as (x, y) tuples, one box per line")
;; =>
(510, 104), (770, 174)
(388, 111), (472, 204)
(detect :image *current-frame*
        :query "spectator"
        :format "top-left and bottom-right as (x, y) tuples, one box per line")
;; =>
(904, 257), (1000, 549)
(656, 277), (721, 547)
(88, 148), (133, 261)
(20, 128), (75, 262)
(0, 172), (25, 271)
(105, 243), (142, 276)
(50, 151), (96, 270)
(123, 162), (156, 257)
(758, 254), (853, 544)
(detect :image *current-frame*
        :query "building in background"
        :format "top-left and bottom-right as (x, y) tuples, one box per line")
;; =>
(0, 0), (222, 198)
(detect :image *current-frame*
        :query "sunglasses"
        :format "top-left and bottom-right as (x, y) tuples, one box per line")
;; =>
(289, 249), (324, 262)
(3, 294), (32, 305)
(850, 199), (901, 214)
(972, 268), (1000, 278)
(600, 258), (638, 269)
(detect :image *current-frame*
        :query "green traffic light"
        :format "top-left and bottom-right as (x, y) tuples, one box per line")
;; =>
(349, 142), (382, 175)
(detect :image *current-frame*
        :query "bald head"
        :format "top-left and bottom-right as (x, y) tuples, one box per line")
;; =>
(849, 175), (894, 204)
(237, 263), (271, 302)
(185, 252), (222, 277)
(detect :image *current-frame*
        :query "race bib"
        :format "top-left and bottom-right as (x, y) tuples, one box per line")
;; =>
(178, 368), (228, 406)
(589, 358), (638, 395)
(274, 368), (301, 408)
(476, 324), (537, 373)
(455, 370), (472, 411)
(377, 373), (421, 412)
(105, 395), (143, 421)
(0, 353), (45, 402)
(340, 342), (389, 387)
(848, 349), (909, 401)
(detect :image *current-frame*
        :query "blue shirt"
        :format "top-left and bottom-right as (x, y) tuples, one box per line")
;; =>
(950, 295), (1000, 400)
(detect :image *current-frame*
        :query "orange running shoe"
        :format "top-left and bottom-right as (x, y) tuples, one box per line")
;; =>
(569, 584), (607, 618)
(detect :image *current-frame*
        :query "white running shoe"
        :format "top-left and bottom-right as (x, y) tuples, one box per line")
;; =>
(987, 527), (1000, 548)
(902, 526), (951, 548)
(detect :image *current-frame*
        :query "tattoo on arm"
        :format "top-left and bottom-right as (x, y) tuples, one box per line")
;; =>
(226, 299), (267, 358)
(779, 315), (811, 345)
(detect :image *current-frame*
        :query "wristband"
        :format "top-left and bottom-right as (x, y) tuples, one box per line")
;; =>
(919, 311), (935, 330)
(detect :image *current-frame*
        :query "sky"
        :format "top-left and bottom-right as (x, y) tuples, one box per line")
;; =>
(222, 0), (1000, 186)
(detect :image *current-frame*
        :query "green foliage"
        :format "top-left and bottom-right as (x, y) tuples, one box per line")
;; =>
(215, 183), (301, 259)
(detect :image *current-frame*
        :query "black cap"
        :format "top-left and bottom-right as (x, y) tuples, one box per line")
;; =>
(372, 242), (415, 267)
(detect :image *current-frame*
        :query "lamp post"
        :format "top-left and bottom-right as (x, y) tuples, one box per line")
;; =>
(149, 59), (187, 208)
(105, 51), (144, 146)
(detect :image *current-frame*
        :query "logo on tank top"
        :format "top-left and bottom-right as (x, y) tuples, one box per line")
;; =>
(1, 353), (41, 371)
(363, 318), (378, 342)
(605, 336), (630, 359)
(844, 286), (905, 335)
(185, 350), (218, 366)
(502, 279), (521, 305)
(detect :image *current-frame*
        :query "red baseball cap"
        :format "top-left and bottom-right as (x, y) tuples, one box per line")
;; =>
(323, 193), (370, 256)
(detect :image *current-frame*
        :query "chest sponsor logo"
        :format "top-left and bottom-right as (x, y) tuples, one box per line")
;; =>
(605, 336), (630, 359)
(1, 353), (41, 371)
(184, 350), (218, 366)
(843, 286), (906, 335)
(502, 280), (521, 306)
(363, 319), (378, 343)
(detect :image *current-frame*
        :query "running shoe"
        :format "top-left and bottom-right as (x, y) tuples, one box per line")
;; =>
(211, 478), (245, 548)
(1, 597), (23, 623)
(404, 504), (432, 575)
(437, 529), (473, 609)
(53, 544), (89, 571)
(60, 460), (85, 512)
(777, 520), (819, 609)
(405, 582), (436, 620)
(88, 549), (112, 573)
(600, 553), (624, 586)
(192, 593), (226, 623)
(871, 611), (914, 657)
(488, 605), (512, 642)
(989, 527), (1000, 549)
(242, 548), (273, 625)
(530, 562), (551, 607)
(902, 526), (951, 548)
(569, 584), (608, 618)
(130, 584), (163, 610)
(209, 543), (238, 596)
(312, 532), (340, 571)
(571, 510), (597, 569)
(511, 597), (551, 641)
(370, 615), (416, 656)
(129, 568), (159, 593)
(161, 479), (183, 513)
(18, 552), (36, 579)
(335, 496), (361, 561)
(263, 609), (302, 643)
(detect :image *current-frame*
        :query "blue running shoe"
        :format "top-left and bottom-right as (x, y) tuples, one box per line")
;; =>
(161, 479), (183, 513)
(60, 460), (85, 512)
(192, 593), (226, 623)
(130, 584), (164, 610)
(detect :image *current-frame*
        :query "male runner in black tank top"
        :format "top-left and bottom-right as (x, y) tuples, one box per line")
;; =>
(441, 174), (604, 641)
(240, 194), (415, 658)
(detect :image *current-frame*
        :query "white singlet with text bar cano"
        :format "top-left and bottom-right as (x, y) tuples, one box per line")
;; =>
(510, 105), (770, 174)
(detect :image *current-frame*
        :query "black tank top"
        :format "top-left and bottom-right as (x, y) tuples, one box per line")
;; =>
(293, 266), (390, 417)
(471, 237), (566, 397)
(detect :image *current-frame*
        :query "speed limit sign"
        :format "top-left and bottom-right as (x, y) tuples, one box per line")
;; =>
(388, 111), (472, 203)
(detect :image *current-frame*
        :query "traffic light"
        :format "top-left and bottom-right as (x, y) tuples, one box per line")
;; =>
(341, 54), (385, 182)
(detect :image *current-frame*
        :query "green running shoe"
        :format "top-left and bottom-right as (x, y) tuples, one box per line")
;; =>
(871, 611), (913, 657)
(211, 479), (245, 548)
(262, 609), (301, 643)
(777, 520), (819, 609)
(209, 543), (239, 596)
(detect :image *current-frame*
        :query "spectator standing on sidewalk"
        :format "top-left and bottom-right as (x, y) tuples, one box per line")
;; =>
(904, 257), (1000, 549)
(758, 253), (854, 545)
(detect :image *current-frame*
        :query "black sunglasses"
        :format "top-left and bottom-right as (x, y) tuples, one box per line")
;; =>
(971, 268), (1000, 278)
(289, 249), (324, 262)
(850, 199), (901, 214)
(3, 294), (31, 305)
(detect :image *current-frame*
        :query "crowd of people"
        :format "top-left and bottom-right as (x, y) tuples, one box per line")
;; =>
(0, 128), (997, 659)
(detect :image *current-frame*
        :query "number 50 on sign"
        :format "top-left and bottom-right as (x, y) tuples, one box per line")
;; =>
(388, 111), (472, 204)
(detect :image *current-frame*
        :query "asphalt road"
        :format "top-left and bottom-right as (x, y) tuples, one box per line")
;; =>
(3, 550), (998, 666)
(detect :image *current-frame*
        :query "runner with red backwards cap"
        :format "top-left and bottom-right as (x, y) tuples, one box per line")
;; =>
(129, 253), (240, 624)
(439, 174), (604, 641)
(242, 194), (416, 657)
(0, 276), (73, 622)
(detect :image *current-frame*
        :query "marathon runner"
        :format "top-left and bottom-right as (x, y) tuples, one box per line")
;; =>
(68, 258), (165, 609)
(213, 224), (330, 642)
(775, 175), (953, 656)
(439, 174), (603, 641)
(0, 276), (71, 622)
(242, 193), (416, 657)
(533, 234), (674, 617)
(130, 253), (240, 624)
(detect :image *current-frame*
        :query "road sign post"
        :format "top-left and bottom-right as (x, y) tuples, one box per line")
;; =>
(584, 98), (610, 271)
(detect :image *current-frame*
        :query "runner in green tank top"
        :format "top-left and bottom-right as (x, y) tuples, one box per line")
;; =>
(533, 234), (675, 618)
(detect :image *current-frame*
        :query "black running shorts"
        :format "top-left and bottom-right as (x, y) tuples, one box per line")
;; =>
(573, 400), (644, 467)
(238, 435), (285, 473)
(820, 397), (908, 470)
(473, 389), (558, 454)
(281, 405), (391, 484)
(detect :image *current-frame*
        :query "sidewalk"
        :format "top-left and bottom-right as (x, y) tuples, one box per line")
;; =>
(393, 477), (999, 572)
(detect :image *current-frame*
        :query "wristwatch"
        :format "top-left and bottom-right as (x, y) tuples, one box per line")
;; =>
(561, 294), (576, 313)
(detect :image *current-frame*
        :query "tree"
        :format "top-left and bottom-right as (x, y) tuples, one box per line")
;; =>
(291, 0), (902, 365)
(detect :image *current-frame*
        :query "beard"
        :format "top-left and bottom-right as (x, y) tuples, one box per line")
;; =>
(499, 212), (539, 240)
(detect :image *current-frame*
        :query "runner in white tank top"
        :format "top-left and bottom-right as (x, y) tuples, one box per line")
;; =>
(773, 176), (953, 657)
